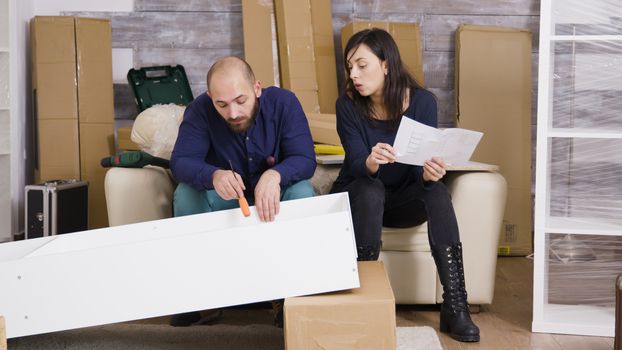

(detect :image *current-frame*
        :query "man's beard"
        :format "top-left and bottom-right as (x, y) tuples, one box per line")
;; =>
(226, 100), (258, 133)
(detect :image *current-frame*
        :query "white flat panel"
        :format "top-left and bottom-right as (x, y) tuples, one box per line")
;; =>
(0, 0), (7, 49)
(548, 128), (622, 139)
(552, 0), (622, 35)
(0, 52), (8, 109)
(0, 193), (359, 338)
(546, 216), (622, 235)
(33, 0), (134, 15)
(112, 48), (133, 84)
(0, 155), (9, 240)
(534, 304), (614, 337)
(0, 109), (8, 154)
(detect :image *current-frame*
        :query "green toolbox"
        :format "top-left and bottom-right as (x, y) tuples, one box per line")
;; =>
(127, 65), (194, 112)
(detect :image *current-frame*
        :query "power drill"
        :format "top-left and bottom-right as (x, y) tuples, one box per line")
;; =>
(100, 151), (170, 169)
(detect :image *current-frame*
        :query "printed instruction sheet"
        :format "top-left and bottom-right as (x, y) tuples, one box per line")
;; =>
(393, 116), (483, 166)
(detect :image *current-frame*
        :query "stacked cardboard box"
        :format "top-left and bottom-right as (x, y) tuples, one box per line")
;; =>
(455, 25), (533, 256)
(274, 0), (320, 113)
(285, 261), (396, 349)
(31, 16), (115, 229)
(245, 0), (338, 112)
(309, 0), (337, 114)
(242, 0), (279, 87)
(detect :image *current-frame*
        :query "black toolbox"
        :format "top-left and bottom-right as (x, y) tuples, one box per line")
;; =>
(127, 65), (194, 112)
(25, 179), (89, 239)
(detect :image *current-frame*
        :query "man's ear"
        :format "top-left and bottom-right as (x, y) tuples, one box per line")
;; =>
(206, 90), (211, 98)
(254, 80), (262, 98)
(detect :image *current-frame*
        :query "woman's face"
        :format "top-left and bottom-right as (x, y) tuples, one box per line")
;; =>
(347, 44), (388, 99)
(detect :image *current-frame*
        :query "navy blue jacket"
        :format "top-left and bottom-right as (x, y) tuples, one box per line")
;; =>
(333, 88), (437, 191)
(170, 87), (316, 196)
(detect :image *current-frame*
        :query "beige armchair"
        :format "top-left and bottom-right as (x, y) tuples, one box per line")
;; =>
(105, 162), (506, 307)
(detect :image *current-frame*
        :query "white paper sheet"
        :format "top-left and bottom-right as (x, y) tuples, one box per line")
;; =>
(393, 116), (483, 166)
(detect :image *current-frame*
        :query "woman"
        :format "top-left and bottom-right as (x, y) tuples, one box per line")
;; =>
(330, 28), (480, 343)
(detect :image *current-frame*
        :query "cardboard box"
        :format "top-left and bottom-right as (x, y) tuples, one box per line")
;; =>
(455, 25), (533, 256)
(310, 0), (337, 113)
(274, 0), (320, 113)
(31, 17), (80, 183)
(242, 0), (279, 87)
(31, 16), (78, 121)
(307, 113), (340, 146)
(31, 16), (115, 229)
(75, 18), (114, 124)
(36, 119), (81, 181)
(80, 123), (115, 228)
(116, 127), (140, 151)
(341, 21), (425, 86)
(285, 261), (396, 350)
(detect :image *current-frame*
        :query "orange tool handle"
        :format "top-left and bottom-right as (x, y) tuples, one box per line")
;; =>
(239, 196), (251, 217)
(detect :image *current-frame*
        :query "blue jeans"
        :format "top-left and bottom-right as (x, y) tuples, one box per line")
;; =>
(173, 180), (315, 217)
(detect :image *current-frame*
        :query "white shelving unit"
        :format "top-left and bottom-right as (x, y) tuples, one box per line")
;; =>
(0, 0), (11, 242)
(533, 0), (622, 337)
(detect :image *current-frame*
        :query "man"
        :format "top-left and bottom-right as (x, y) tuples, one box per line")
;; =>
(169, 56), (316, 326)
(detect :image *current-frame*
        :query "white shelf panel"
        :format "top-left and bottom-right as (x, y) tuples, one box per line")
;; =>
(545, 217), (622, 235)
(548, 128), (622, 139)
(0, 48), (8, 52)
(551, 35), (622, 41)
(533, 303), (614, 337)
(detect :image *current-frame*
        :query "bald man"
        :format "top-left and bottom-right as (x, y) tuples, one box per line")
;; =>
(169, 57), (316, 326)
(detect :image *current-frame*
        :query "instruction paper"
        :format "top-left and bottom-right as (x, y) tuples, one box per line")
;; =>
(393, 116), (483, 166)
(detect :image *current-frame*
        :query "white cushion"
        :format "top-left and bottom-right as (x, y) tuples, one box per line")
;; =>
(130, 104), (185, 160)
(381, 225), (430, 252)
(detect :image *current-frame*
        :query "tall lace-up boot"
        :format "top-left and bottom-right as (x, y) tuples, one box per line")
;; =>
(431, 242), (480, 342)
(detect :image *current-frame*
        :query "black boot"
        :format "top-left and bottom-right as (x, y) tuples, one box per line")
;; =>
(431, 242), (480, 342)
(357, 244), (381, 261)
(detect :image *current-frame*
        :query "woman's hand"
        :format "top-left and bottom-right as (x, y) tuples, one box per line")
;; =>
(366, 142), (396, 175)
(422, 156), (447, 182)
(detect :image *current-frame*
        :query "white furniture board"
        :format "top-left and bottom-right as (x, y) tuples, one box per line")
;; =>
(0, 193), (359, 338)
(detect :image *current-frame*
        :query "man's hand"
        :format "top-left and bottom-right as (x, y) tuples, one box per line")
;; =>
(254, 169), (281, 222)
(422, 156), (447, 182)
(212, 169), (246, 200)
(366, 142), (396, 175)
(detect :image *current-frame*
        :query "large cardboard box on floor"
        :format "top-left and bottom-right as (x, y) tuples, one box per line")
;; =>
(455, 25), (533, 256)
(31, 16), (81, 182)
(342, 21), (425, 86)
(31, 16), (115, 229)
(285, 261), (396, 349)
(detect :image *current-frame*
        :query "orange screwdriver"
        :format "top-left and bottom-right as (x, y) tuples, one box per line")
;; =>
(229, 160), (251, 217)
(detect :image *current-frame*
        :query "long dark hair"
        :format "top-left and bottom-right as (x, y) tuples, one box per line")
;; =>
(343, 28), (424, 127)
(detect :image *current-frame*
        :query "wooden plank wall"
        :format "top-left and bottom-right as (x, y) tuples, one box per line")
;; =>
(64, 0), (540, 130)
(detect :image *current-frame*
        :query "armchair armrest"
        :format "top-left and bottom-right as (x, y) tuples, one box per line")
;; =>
(441, 170), (508, 304)
(104, 166), (175, 226)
